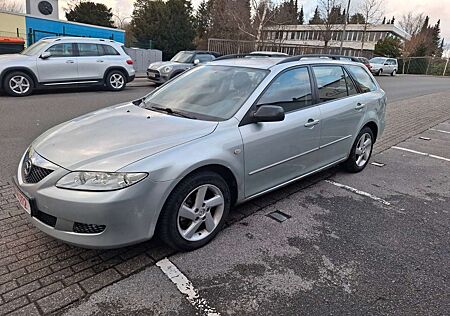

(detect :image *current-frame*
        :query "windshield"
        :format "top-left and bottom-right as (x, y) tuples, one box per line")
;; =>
(370, 57), (387, 64)
(21, 41), (49, 56)
(143, 65), (269, 120)
(171, 51), (195, 63)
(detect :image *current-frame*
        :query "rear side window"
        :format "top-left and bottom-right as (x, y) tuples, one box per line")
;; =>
(101, 44), (120, 56)
(258, 67), (313, 112)
(78, 43), (101, 56)
(312, 66), (352, 102)
(346, 65), (377, 93)
(46, 43), (74, 57)
(196, 54), (214, 63)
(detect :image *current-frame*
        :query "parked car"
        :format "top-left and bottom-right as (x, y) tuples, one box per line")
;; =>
(147, 50), (220, 84)
(0, 37), (135, 97)
(369, 57), (398, 76)
(355, 57), (372, 70)
(15, 55), (386, 251)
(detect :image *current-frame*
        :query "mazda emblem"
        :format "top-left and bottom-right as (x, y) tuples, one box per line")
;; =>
(24, 159), (33, 176)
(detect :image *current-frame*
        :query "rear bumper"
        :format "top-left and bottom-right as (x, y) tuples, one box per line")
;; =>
(127, 74), (135, 83)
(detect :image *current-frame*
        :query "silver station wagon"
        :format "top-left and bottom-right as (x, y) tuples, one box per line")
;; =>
(14, 54), (386, 251)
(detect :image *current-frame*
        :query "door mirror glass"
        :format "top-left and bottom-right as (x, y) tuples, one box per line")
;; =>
(40, 51), (51, 59)
(193, 59), (200, 65)
(252, 105), (285, 123)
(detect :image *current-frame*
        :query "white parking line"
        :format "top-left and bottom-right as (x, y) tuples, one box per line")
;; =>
(430, 128), (450, 135)
(392, 146), (450, 162)
(325, 180), (391, 206)
(156, 258), (220, 316)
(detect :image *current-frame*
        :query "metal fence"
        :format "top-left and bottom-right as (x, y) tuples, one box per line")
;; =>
(398, 57), (450, 76)
(207, 38), (373, 58)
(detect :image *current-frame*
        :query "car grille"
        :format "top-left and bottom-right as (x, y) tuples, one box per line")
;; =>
(22, 151), (54, 184)
(73, 222), (106, 234)
(147, 69), (160, 79)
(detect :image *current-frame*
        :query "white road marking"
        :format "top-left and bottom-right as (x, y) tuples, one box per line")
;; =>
(392, 146), (450, 162)
(325, 180), (391, 206)
(430, 128), (450, 135)
(156, 258), (220, 316)
(371, 162), (385, 167)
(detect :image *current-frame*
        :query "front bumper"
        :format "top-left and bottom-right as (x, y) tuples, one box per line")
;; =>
(147, 69), (168, 83)
(15, 155), (174, 249)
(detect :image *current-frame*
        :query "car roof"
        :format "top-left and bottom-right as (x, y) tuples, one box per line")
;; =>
(209, 56), (364, 70)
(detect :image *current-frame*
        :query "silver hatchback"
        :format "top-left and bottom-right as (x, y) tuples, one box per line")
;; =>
(15, 55), (386, 251)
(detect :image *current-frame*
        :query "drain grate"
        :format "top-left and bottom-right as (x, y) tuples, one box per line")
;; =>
(267, 210), (291, 223)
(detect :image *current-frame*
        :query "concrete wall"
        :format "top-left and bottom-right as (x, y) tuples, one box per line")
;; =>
(0, 12), (26, 39)
(125, 48), (162, 73)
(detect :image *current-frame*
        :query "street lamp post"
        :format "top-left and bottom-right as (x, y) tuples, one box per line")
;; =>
(339, 0), (351, 55)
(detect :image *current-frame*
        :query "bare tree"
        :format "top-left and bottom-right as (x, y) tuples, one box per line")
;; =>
(0, 0), (23, 13)
(317, 0), (342, 47)
(399, 12), (425, 36)
(359, 0), (384, 52)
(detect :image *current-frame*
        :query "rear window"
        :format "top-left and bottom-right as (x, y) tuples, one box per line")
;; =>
(346, 65), (377, 93)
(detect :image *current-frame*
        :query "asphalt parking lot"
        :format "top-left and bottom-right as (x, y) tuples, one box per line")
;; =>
(0, 75), (449, 315)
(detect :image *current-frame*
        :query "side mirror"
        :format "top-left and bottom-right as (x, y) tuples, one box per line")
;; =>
(193, 59), (200, 65)
(384, 62), (389, 65)
(252, 105), (285, 123)
(40, 52), (51, 59)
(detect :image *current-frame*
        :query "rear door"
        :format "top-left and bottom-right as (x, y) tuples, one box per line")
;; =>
(36, 43), (78, 83)
(312, 65), (366, 165)
(76, 43), (108, 80)
(239, 67), (322, 197)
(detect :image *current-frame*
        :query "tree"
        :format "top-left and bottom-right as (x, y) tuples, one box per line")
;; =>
(349, 13), (366, 24)
(382, 16), (385, 24)
(399, 12), (425, 36)
(404, 18), (442, 57)
(66, 1), (114, 27)
(309, 6), (322, 24)
(316, 0), (341, 47)
(374, 36), (402, 57)
(298, 5), (304, 25)
(194, 0), (211, 46)
(359, 0), (384, 52)
(208, 0), (252, 40)
(391, 16), (395, 24)
(0, 0), (23, 13)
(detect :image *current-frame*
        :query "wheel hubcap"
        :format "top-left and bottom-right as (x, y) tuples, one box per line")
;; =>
(9, 76), (30, 94)
(177, 184), (225, 242)
(355, 133), (372, 167)
(110, 74), (124, 89)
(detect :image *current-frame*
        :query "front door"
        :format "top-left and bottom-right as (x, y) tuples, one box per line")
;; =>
(36, 43), (78, 83)
(239, 67), (322, 198)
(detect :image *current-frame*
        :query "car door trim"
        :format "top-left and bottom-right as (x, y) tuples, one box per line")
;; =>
(319, 135), (353, 149)
(245, 157), (348, 200)
(42, 80), (100, 86)
(248, 146), (320, 175)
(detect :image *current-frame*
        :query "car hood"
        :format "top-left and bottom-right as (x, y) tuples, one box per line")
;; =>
(32, 103), (218, 172)
(148, 61), (191, 70)
(0, 54), (29, 63)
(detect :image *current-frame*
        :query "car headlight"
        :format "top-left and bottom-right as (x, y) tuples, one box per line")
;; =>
(56, 172), (148, 191)
(162, 66), (173, 73)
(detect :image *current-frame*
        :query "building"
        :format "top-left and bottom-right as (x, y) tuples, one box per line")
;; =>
(0, 10), (125, 50)
(263, 24), (411, 56)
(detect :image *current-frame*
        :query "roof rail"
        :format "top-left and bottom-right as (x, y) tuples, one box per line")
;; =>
(215, 52), (285, 61)
(276, 54), (358, 65)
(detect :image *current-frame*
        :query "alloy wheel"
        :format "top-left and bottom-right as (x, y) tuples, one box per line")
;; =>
(355, 133), (372, 167)
(177, 184), (225, 242)
(110, 73), (124, 89)
(9, 76), (30, 95)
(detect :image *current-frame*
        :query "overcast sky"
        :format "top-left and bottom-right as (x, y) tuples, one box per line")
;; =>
(56, 0), (449, 42)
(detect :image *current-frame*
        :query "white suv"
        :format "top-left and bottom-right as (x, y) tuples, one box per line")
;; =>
(369, 57), (398, 76)
(0, 37), (135, 97)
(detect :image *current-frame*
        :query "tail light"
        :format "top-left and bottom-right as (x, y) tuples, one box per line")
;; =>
(126, 59), (134, 65)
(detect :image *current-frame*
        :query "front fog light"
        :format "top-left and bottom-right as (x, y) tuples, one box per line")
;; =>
(56, 171), (148, 191)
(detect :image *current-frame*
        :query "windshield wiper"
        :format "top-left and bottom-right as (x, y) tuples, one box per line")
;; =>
(148, 106), (197, 119)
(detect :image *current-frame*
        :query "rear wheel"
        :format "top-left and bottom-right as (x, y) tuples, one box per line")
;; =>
(158, 171), (230, 251)
(391, 69), (397, 76)
(105, 70), (126, 91)
(344, 127), (374, 173)
(4, 71), (33, 97)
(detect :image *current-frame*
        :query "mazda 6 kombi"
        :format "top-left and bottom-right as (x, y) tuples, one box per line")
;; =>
(14, 55), (386, 251)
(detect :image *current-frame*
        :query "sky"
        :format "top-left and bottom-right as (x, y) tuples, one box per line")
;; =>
(54, 0), (449, 43)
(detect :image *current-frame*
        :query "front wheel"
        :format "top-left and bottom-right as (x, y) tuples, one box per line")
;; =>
(4, 71), (33, 97)
(391, 69), (397, 76)
(158, 171), (231, 251)
(344, 127), (374, 173)
(376, 69), (382, 76)
(105, 70), (126, 91)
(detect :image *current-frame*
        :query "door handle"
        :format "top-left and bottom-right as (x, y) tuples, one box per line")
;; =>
(304, 119), (320, 127)
(355, 103), (365, 110)
(96, 60), (104, 63)
(65, 60), (75, 64)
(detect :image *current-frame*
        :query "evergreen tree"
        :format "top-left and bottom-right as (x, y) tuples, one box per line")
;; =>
(298, 5), (304, 25)
(349, 13), (365, 24)
(391, 16), (395, 24)
(195, 0), (211, 40)
(374, 36), (402, 57)
(66, 2), (114, 27)
(309, 6), (322, 24)
(382, 16), (386, 24)
(421, 16), (429, 32)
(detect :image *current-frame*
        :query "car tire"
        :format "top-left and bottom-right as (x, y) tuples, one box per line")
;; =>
(105, 70), (126, 91)
(157, 171), (231, 251)
(3, 71), (33, 97)
(376, 69), (382, 76)
(391, 69), (397, 76)
(344, 127), (374, 173)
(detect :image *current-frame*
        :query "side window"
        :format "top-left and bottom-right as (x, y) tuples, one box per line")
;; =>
(312, 66), (349, 102)
(346, 65), (377, 93)
(78, 43), (101, 56)
(257, 67), (313, 112)
(196, 54), (214, 63)
(46, 43), (74, 57)
(101, 44), (120, 56)
(344, 69), (358, 96)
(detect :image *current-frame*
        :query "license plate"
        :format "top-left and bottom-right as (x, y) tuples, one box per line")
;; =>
(148, 72), (156, 78)
(15, 186), (31, 215)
